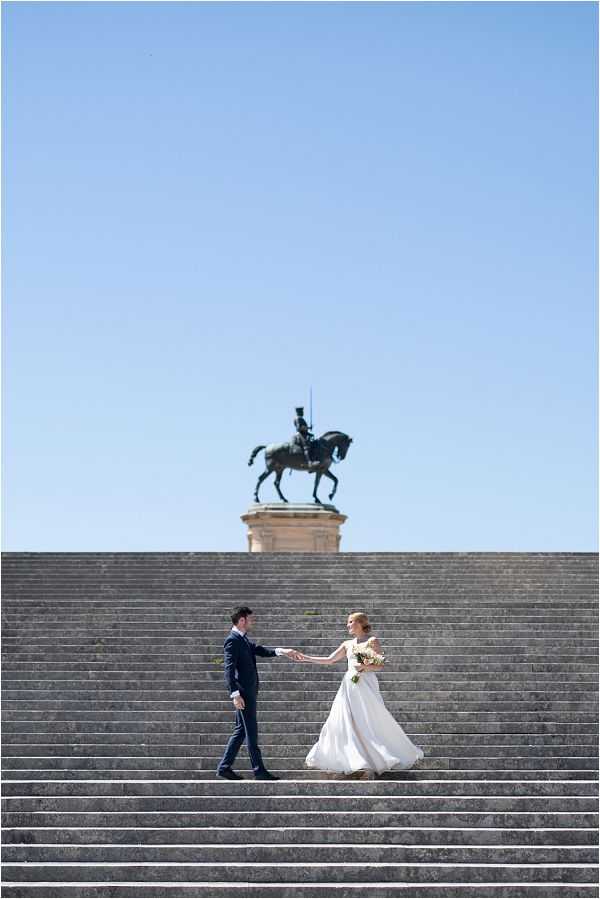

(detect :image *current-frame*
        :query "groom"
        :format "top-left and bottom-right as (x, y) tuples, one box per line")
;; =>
(217, 605), (300, 781)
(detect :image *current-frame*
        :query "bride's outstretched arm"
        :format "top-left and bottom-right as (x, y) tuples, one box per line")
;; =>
(297, 642), (347, 665)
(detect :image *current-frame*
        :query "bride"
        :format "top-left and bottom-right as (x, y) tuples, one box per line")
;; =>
(298, 611), (424, 776)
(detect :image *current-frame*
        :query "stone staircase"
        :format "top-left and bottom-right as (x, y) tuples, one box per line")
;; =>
(1, 551), (598, 898)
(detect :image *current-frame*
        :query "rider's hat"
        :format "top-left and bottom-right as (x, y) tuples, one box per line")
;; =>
(295, 407), (304, 416)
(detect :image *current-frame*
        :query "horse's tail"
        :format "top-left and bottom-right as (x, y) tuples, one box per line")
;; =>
(248, 445), (267, 466)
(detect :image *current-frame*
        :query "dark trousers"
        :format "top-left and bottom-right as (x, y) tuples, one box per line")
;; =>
(217, 693), (265, 774)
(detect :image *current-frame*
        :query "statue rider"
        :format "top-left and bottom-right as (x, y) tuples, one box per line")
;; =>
(293, 406), (315, 467)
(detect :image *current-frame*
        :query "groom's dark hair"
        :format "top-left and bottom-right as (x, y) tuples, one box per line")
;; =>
(232, 606), (253, 625)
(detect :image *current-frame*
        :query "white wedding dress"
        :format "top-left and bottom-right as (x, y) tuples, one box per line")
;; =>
(305, 637), (425, 775)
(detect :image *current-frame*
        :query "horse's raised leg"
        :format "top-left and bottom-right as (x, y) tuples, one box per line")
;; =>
(312, 471), (323, 505)
(274, 467), (289, 503)
(254, 468), (273, 503)
(323, 469), (338, 501)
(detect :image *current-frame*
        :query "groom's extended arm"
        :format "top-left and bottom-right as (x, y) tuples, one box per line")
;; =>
(254, 643), (301, 660)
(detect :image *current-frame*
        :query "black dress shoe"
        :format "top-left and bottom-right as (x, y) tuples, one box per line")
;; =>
(217, 768), (243, 780)
(255, 770), (280, 780)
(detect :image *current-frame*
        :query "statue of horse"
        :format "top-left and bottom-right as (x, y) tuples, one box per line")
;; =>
(248, 431), (353, 505)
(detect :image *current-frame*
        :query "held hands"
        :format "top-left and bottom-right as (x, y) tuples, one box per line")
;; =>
(280, 649), (304, 661)
(280, 649), (311, 663)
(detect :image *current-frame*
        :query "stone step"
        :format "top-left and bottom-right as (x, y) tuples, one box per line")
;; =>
(6, 709), (595, 722)
(3, 658), (596, 670)
(5, 601), (597, 613)
(4, 662), (596, 675)
(8, 668), (590, 683)
(4, 650), (595, 663)
(5, 746), (597, 761)
(6, 604), (592, 614)
(6, 653), (596, 666)
(3, 676), (595, 691)
(3, 755), (598, 771)
(3, 628), (598, 652)
(6, 580), (595, 589)
(6, 610), (597, 620)
(8, 580), (596, 598)
(2, 678), (597, 709)
(10, 651), (593, 668)
(12, 599), (595, 609)
(4, 809), (598, 828)
(4, 660), (593, 676)
(4, 559), (593, 573)
(4, 737), (597, 752)
(5, 689), (595, 703)
(4, 625), (595, 636)
(5, 570), (596, 580)
(7, 596), (594, 606)
(3, 825), (598, 846)
(3, 646), (596, 659)
(4, 779), (597, 797)
(5, 635), (595, 648)
(2, 624), (598, 628)
(6, 591), (594, 601)
(5, 726), (596, 741)
(3, 861), (598, 885)
(3, 753), (593, 769)
(4, 794), (598, 813)
(4, 706), (597, 721)
(4, 703), (597, 716)
(3, 845), (598, 865)
(4, 590), (596, 600)
(6, 590), (595, 600)
(5, 592), (596, 603)
(3, 665), (597, 693)
(3, 768), (595, 781)
(8, 560), (592, 571)
(6, 629), (596, 642)
(4, 769), (598, 783)
(6, 555), (593, 567)
(1, 885), (599, 899)
(4, 722), (598, 736)
(13, 589), (594, 596)
(10, 579), (582, 588)
(12, 579), (590, 587)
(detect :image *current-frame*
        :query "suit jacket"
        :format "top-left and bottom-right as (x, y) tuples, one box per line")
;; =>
(223, 630), (277, 698)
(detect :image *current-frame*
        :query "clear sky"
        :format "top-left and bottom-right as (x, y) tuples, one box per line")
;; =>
(2, 1), (597, 552)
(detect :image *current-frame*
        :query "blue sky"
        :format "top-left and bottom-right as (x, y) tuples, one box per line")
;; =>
(3, 1), (597, 551)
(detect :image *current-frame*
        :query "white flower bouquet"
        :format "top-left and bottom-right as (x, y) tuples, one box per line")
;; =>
(351, 646), (385, 683)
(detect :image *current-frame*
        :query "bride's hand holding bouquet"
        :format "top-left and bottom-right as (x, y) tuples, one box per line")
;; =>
(351, 645), (385, 683)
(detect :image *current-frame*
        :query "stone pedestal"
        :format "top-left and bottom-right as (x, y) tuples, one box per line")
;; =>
(241, 503), (348, 553)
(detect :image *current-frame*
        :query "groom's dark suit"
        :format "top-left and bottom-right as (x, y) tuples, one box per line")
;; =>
(217, 629), (278, 776)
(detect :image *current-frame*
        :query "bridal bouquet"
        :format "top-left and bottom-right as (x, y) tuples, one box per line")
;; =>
(351, 646), (385, 683)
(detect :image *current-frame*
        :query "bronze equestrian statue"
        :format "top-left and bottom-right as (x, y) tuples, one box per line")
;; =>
(248, 407), (353, 505)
